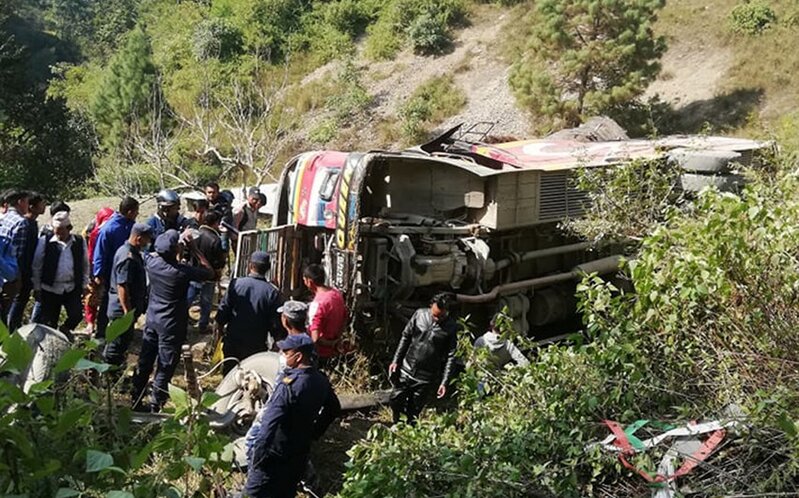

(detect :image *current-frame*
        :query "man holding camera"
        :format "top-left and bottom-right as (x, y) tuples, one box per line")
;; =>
(131, 229), (214, 411)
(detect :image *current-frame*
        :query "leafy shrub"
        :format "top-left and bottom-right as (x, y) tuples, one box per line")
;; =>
(0, 316), (233, 496)
(364, 0), (466, 60)
(309, 117), (339, 144)
(406, 12), (452, 55)
(730, 1), (777, 35)
(363, 19), (404, 60)
(326, 60), (373, 121)
(192, 17), (243, 61)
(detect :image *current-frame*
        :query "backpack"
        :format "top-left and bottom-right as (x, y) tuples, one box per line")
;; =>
(0, 234), (18, 284)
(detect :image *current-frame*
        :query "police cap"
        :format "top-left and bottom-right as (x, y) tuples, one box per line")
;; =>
(277, 333), (314, 352)
(154, 229), (180, 254)
(277, 300), (309, 322)
(131, 222), (153, 237)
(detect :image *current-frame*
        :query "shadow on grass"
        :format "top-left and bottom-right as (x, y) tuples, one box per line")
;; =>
(611, 88), (765, 137)
(675, 87), (765, 133)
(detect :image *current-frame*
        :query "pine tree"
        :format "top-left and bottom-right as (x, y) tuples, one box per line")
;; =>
(510, 0), (666, 128)
(91, 26), (156, 149)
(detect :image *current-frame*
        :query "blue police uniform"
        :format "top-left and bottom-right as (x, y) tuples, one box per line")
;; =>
(103, 241), (148, 366)
(131, 232), (213, 408)
(216, 274), (283, 373)
(244, 359), (341, 498)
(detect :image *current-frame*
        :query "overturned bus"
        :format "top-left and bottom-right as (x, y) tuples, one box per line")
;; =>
(233, 125), (767, 339)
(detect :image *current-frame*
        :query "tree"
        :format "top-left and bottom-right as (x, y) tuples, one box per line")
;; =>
(187, 75), (297, 186)
(509, 0), (666, 128)
(90, 0), (139, 58)
(91, 26), (156, 149)
(0, 4), (95, 199)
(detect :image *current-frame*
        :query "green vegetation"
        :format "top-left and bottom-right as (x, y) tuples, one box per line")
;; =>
(730, 1), (777, 35)
(509, 0), (666, 129)
(0, 0), (479, 198)
(399, 75), (467, 143)
(0, 315), (232, 496)
(0, 2), (95, 199)
(364, 0), (466, 59)
(341, 149), (799, 496)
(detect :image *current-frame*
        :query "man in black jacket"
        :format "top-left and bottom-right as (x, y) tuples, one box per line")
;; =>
(187, 211), (226, 333)
(388, 292), (459, 425)
(31, 211), (90, 337)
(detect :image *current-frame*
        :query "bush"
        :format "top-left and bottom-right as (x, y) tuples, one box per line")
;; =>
(192, 17), (242, 61)
(406, 12), (452, 55)
(730, 1), (777, 35)
(0, 316), (234, 496)
(364, 0), (466, 60)
(309, 117), (339, 144)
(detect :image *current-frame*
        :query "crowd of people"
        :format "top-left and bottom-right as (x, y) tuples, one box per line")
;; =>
(0, 184), (530, 498)
(0, 184), (310, 406)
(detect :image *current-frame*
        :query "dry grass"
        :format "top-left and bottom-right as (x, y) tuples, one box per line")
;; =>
(656, 0), (799, 126)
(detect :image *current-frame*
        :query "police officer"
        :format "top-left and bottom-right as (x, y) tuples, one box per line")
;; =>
(244, 334), (341, 498)
(103, 223), (153, 366)
(388, 292), (459, 425)
(146, 189), (188, 250)
(131, 229), (214, 411)
(215, 250), (282, 374)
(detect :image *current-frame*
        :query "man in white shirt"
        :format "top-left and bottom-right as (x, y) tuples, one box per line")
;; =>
(32, 211), (89, 337)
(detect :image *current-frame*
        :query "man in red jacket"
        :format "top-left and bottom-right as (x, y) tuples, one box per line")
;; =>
(303, 264), (346, 368)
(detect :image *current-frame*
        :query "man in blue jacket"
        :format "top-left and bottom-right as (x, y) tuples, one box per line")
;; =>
(92, 196), (139, 341)
(215, 250), (283, 374)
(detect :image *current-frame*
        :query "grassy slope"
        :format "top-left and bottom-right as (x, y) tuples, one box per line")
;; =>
(655, 0), (799, 135)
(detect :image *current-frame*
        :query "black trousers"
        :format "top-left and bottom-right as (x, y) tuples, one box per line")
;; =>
(95, 290), (110, 340)
(131, 327), (184, 408)
(0, 279), (21, 327)
(244, 459), (304, 498)
(103, 314), (138, 366)
(6, 278), (32, 331)
(40, 287), (83, 336)
(389, 375), (434, 425)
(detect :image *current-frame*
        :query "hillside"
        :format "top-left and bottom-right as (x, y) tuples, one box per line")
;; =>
(3, 0), (799, 202)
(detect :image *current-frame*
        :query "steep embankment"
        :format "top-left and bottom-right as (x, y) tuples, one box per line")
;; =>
(320, 0), (799, 146)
